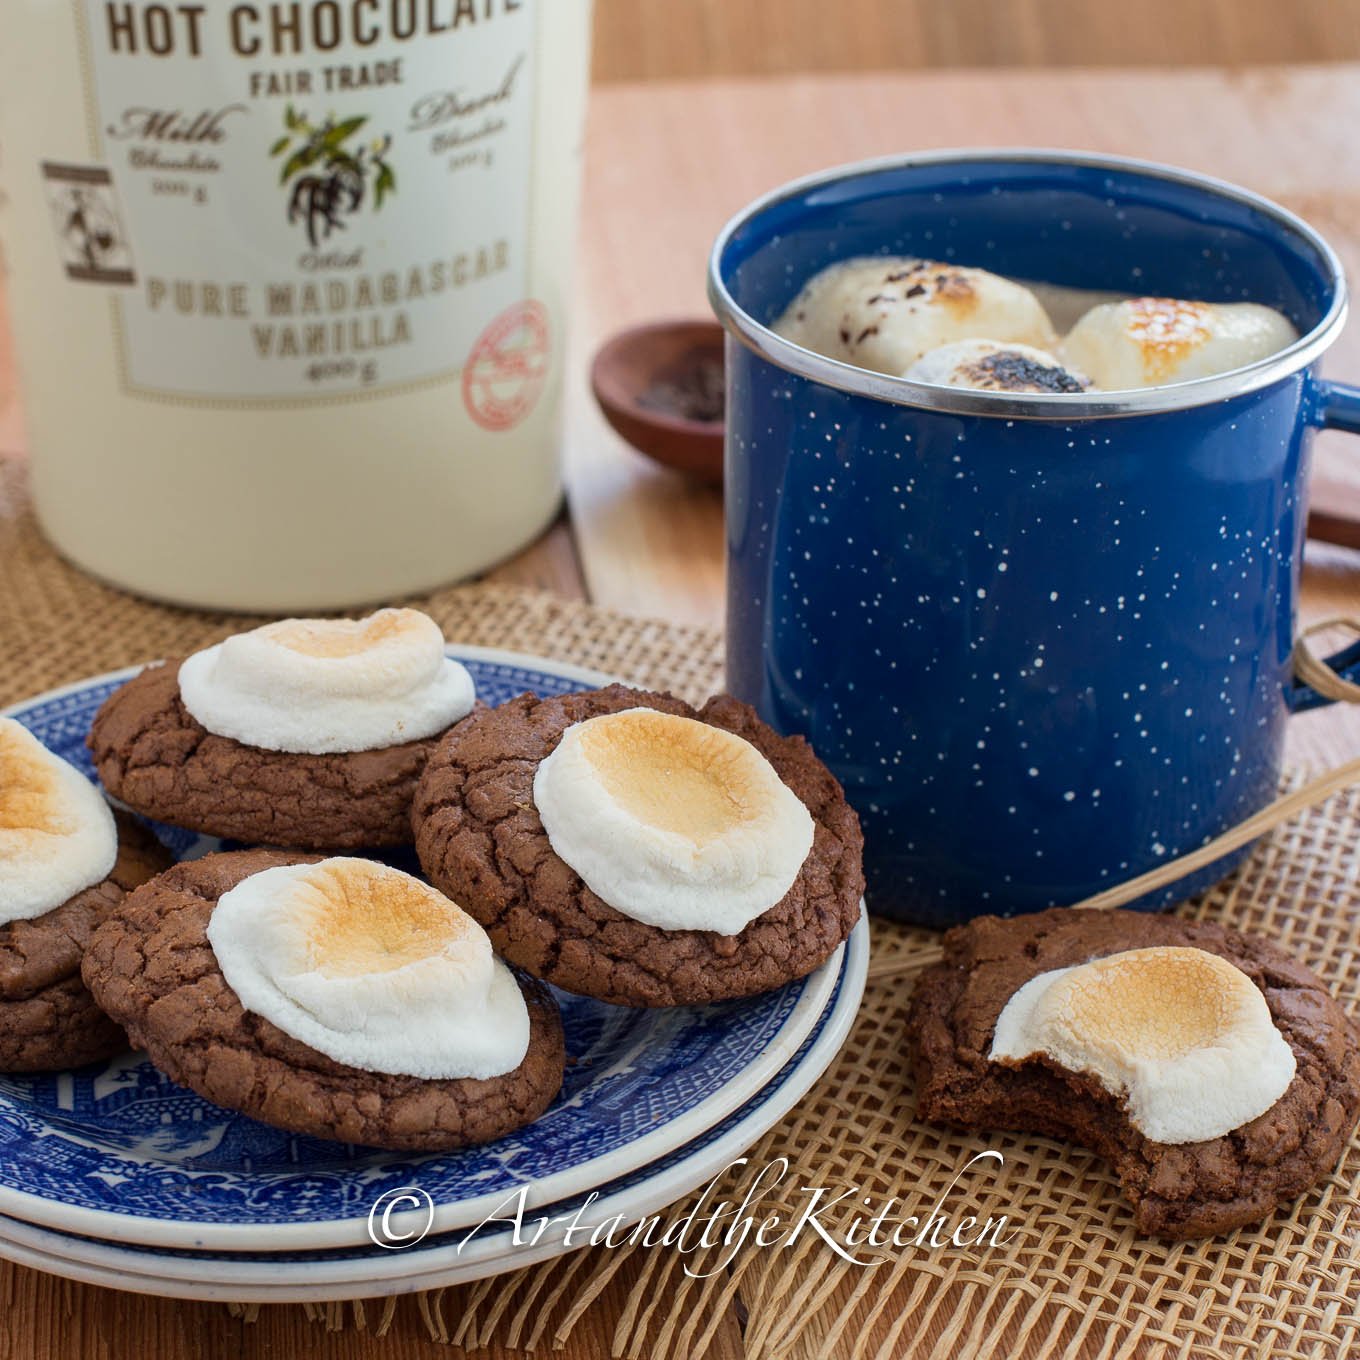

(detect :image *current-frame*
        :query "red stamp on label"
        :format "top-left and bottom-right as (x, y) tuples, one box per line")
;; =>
(462, 300), (551, 431)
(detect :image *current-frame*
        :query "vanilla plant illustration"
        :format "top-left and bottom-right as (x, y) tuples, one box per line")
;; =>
(270, 106), (397, 248)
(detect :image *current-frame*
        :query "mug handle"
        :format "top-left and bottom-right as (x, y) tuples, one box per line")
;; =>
(1289, 378), (1360, 712)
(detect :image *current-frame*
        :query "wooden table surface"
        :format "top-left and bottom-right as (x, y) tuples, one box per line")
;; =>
(588, 0), (1360, 80)
(5, 63), (1360, 1359)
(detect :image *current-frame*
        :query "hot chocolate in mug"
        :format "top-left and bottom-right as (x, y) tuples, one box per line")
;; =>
(709, 150), (1360, 927)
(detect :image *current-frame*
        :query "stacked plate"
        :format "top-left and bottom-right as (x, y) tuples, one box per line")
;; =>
(0, 648), (867, 1301)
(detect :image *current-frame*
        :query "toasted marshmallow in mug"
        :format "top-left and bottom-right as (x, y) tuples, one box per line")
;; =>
(207, 857), (529, 1079)
(178, 607), (474, 755)
(990, 945), (1296, 1144)
(1062, 298), (1298, 391)
(533, 707), (815, 936)
(773, 257), (1058, 376)
(0, 717), (117, 924)
(906, 338), (1091, 394)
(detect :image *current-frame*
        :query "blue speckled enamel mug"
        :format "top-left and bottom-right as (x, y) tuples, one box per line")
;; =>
(708, 150), (1360, 928)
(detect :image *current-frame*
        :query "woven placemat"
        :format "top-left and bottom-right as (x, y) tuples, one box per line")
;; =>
(2, 458), (1358, 1359)
(0, 463), (722, 709)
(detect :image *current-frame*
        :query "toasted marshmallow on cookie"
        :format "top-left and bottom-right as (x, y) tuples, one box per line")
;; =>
(990, 945), (1296, 1144)
(532, 707), (815, 936)
(0, 717), (117, 925)
(207, 857), (529, 1079)
(1061, 298), (1297, 391)
(906, 339), (1090, 393)
(774, 258), (1058, 376)
(178, 608), (474, 755)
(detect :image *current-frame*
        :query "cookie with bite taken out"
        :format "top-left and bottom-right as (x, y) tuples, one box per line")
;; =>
(907, 908), (1360, 1239)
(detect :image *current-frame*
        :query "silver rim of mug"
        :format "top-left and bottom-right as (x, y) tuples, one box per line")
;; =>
(706, 147), (1350, 422)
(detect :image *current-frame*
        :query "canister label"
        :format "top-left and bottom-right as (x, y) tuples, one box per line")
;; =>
(65, 0), (537, 402)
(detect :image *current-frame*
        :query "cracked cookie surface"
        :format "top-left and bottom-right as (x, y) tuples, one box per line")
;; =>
(88, 661), (443, 850)
(907, 908), (1360, 1239)
(0, 810), (170, 1071)
(81, 849), (565, 1151)
(412, 684), (864, 1007)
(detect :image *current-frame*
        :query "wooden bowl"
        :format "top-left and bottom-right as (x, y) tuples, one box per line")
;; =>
(590, 320), (725, 484)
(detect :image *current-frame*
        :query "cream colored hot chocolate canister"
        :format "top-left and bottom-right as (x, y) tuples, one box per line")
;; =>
(0, 0), (592, 610)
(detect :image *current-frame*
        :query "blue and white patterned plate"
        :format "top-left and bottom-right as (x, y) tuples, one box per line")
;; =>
(0, 914), (866, 1301)
(0, 648), (847, 1253)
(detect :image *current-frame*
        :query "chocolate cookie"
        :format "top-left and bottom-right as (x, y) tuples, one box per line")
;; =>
(412, 684), (864, 1007)
(88, 662), (441, 850)
(81, 850), (566, 1151)
(907, 908), (1360, 1239)
(0, 811), (170, 1071)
